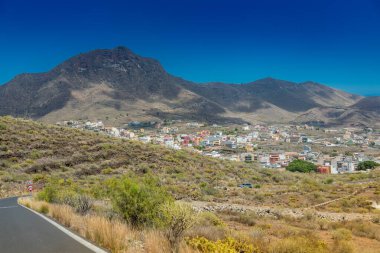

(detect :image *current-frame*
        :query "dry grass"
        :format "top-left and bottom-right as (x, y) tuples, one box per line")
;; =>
(17, 197), (380, 253)
(18, 197), (196, 253)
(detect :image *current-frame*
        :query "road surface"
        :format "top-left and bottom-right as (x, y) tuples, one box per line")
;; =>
(0, 197), (97, 253)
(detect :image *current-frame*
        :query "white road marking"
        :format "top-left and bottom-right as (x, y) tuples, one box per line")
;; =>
(19, 201), (108, 253)
(0, 206), (18, 209)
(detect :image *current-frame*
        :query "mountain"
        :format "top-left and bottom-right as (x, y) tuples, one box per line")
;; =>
(293, 96), (380, 128)
(351, 96), (380, 111)
(0, 47), (230, 124)
(0, 46), (376, 126)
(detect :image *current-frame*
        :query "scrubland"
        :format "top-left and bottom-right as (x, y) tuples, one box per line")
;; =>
(2, 116), (380, 252)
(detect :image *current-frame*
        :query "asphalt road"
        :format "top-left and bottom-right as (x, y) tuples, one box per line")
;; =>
(0, 197), (96, 253)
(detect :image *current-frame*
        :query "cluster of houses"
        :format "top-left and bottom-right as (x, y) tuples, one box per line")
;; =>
(240, 147), (369, 174)
(57, 120), (380, 174)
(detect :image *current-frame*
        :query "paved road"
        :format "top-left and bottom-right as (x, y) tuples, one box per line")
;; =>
(0, 197), (95, 253)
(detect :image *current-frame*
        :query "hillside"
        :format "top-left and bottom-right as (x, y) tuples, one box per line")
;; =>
(293, 96), (380, 128)
(352, 96), (380, 111)
(1, 116), (379, 211)
(0, 46), (374, 126)
(2, 116), (380, 253)
(1, 116), (279, 202)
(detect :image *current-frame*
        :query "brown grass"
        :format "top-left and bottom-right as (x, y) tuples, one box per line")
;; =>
(18, 197), (196, 253)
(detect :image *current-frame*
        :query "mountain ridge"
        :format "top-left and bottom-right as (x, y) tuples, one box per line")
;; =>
(0, 46), (377, 127)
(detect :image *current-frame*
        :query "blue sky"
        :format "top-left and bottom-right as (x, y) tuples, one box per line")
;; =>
(0, 0), (379, 95)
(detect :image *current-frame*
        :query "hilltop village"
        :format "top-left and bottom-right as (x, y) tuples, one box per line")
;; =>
(57, 120), (380, 174)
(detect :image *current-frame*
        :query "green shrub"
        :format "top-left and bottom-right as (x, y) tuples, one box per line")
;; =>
(39, 204), (49, 214)
(107, 175), (172, 228)
(101, 167), (113, 175)
(323, 178), (334, 184)
(160, 202), (196, 253)
(286, 160), (317, 173)
(198, 212), (226, 227)
(357, 161), (379, 171)
(37, 184), (59, 203)
(187, 236), (260, 253)
(332, 228), (352, 241)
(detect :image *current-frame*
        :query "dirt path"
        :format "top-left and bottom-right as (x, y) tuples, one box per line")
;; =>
(309, 189), (360, 209)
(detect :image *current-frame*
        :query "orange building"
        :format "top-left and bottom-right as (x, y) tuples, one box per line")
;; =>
(317, 165), (331, 174)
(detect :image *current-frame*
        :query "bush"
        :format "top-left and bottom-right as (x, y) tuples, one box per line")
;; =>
(59, 192), (93, 215)
(160, 202), (196, 253)
(332, 228), (352, 241)
(39, 204), (49, 214)
(230, 212), (256, 226)
(198, 212), (226, 227)
(357, 161), (379, 171)
(323, 178), (334, 184)
(286, 160), (317, 173)
(269, 235), (328, 253)
(187, 236), (260, 253)
(37, 184), (59, 203)
(37, 179), (92, 214)
(107, 175), (172, 228)
(332, 229), (353, 253)
(73, 195), (93, 215)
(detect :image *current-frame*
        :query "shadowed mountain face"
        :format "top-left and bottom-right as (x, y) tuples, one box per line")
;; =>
(0, 46), (376, 126)
(351, 96), (380, 111)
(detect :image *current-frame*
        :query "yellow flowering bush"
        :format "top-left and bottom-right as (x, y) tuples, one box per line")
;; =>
(187, 236), (260, 253)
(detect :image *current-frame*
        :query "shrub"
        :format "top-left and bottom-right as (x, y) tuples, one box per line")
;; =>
(332, 228), (352, 241)
(73, 194), (93, 215)
(160, 202), (196, 253)
(357, 161), (379, 171)
(286, 160), (317, 173)
(187, 236), (260, 253)
(269, 235), (328, 253)
(36, 179), (92, 215)
(39, 204), (49, 214)
(198, 212), (225, 227)
(230, 212), (256, 226)
(37, 183), (59, 203)
(323, 178), (334, 184)
(101, 167), (113, 175)
(332, 228), (353, 253)
(107, 175), (172, 228)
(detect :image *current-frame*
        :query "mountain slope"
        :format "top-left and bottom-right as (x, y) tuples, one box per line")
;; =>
(293, 96), (380, 128)
(0, 46), (374, 126)
(0, 47), (231, 124)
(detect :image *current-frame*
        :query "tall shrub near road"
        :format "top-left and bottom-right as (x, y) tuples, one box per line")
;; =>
(107, 175), (172, 228)
(160, 202), (196, 253)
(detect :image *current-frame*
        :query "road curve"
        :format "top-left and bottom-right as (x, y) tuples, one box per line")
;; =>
(0, 197), (97, 253)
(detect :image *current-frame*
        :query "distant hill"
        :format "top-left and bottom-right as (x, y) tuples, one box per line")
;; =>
(292, 96), (380, 128)
(1, 46), (377, 127)
(0, 116), (262, 199)
(351, 96), (380, 111)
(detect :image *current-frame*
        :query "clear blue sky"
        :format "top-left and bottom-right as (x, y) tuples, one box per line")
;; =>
(0, 0), (379, 95)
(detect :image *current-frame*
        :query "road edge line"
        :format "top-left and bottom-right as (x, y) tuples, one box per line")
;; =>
(18, 201), (108, 253)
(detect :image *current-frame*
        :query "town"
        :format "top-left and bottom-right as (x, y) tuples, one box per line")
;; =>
(57, 119), (380, 174)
